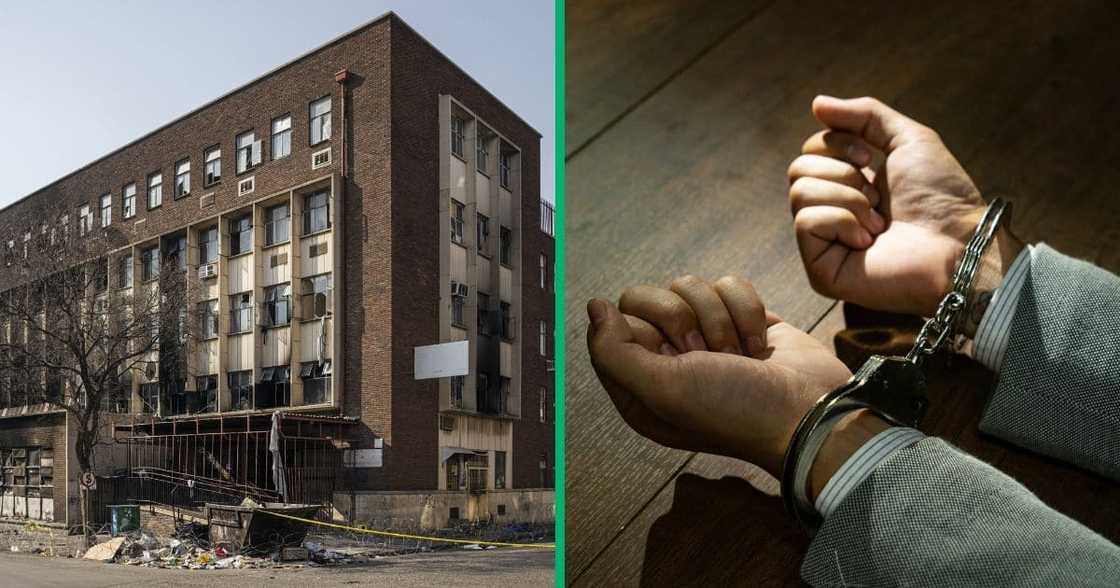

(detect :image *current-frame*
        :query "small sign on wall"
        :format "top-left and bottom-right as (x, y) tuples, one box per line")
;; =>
(414, 340), (469, 379)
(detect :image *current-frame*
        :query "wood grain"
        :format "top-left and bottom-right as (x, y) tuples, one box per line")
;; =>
(566, 0), (1120, 583)
(565, 0), (773, 155)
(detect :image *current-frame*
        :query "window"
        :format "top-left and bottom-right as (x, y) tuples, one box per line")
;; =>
(309, 96), (331, 144)
(540, 253), (547, 289)
(265, 203), (290, 245)
(174, 159), (190, 198)
(228, 371), (252, 411)
(195, 375), (217, 413)
(495, 451), (506, 489)
(271, 115), (292, 160)
(204, 146), (222, 185)
(256, 366), (290, 408)
(229, 214), (252, 256)
(300, 361), (331, 404)
(478, 292), (491, 335)
(500, 302), (513, 340)
(450, 375), (464, 408)
(93, 258), (108, 293)
(450, 200), (465, 245)
(540, 320), (547, 356)
(164, 235), (187, 271)
(100, 194), (112, 227)
(477, 213), (490, 253)
(451, 117), (465, 157)
(263, 284), (291, 327)
(198, 300), (218, 339)
(22, 231), (29, 259)
(229, 292), (253, 333)
(500, 152), (512, 188)
(118, 254), (133, 288)
(122, 183), (136, 219)
(540, 387), (548, 423)
(236, 131), (261, 173)
(303, 190), (330, 234)
(478, 373), (489, 402)
(301, 274), (332, 319)
(500, 226), (512, 265)
(476, 130), (489, 172)
(78, 204), (92, 236)
(198, 226), (218, 264)
(451, 284), (465, 327)
(166, 380), (190, 416)
(147, 172), (162, 209)
(140, 382), (161, 414)
(104, 372), (131, 413)
(141, 246), (160, 281)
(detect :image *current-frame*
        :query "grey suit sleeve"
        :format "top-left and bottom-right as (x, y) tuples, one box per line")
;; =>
(801, 438), (1120, 587)
(979, 244), (1120, 481)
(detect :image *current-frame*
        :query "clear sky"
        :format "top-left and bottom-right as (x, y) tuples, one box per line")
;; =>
(0, 0), (555, 206)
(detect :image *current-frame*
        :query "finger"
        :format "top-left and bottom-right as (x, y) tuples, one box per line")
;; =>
(624, 314), (675, 356)
(789, 176), (885, 233)
(787, 153), (881, 209)
(793, 206), (872, 297)
(590, 304), (700, 449)
(800, 130), (876, 168)
(669, 275), (742, 355)
(712, 276), (769, 356)
(795, 205), (872, 251)
(587, 299), (688, 417)
(787, 154), (865, 190)
(619, 285), (704, 352)
(811, 95), (935, 153)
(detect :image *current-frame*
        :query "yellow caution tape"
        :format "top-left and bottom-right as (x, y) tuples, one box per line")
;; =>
(258, 509), (555, 549)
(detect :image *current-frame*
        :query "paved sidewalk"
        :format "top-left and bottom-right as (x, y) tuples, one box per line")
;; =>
(0, 547), (554, 587)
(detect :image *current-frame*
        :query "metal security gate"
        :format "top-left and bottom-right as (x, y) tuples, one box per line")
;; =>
(113, 413), (354, 510)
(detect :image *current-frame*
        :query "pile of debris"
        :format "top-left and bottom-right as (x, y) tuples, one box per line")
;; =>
(83, 521), (368, 570)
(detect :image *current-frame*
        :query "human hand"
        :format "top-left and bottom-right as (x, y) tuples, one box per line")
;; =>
(586, 275), (855, 478)
(788, 95), (989, 316)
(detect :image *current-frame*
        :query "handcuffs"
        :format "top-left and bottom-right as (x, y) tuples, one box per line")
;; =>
(780, 197), (1011, 534)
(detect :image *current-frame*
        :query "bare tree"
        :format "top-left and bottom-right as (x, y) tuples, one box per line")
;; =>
(0, 210), (191, 547)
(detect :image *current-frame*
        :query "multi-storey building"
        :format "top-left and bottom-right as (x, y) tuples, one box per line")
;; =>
(0, 12), (554, 530)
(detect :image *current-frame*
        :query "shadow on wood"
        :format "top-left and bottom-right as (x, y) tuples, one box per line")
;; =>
(640, 473), (807, 587)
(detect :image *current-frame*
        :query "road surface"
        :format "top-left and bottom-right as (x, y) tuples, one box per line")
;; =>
(0, 547), (554, 587)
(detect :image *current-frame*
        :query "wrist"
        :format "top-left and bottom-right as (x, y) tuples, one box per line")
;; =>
(806, 409), (890, 502)
(958, 224), (1024, 338)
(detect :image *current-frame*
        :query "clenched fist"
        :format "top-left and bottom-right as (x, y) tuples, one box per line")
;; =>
(788, 96), (987, 316)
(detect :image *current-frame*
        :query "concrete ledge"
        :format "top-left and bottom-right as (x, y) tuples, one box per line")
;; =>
(334, 488), (555, 531)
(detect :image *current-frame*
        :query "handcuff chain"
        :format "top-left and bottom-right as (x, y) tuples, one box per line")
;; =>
(905, 198), (1010, 364)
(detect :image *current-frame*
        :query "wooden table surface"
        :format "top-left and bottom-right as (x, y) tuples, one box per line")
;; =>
(564, 1), (1120, 584)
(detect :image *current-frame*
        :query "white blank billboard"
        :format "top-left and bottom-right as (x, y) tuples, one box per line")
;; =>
(414, 340), (469, 379)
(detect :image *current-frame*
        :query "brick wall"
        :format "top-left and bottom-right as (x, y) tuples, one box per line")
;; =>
(389, 21), (554, 491)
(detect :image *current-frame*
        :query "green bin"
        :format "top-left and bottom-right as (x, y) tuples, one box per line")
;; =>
(109, 504), (140, 536)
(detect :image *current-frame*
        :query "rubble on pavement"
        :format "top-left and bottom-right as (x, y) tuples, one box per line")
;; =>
(100, 520), (373, 569)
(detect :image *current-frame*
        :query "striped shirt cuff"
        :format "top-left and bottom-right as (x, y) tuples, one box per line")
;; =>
(815, 426), (925, 518)
(973, 245), (1034, 372)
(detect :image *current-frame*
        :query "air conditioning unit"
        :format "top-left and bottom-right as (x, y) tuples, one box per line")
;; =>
(450, 281), (468, 298)
(311, 148), (332, 170)
(440, 414), (455, 432)
(198, 263), (217, 279)
(238, 176), (255, 196)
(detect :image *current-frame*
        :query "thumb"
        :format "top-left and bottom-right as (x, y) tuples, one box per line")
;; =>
(586, 298), (680, 412)
(811, 95), (931, 153)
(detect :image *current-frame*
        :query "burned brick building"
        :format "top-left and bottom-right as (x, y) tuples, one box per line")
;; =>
(0, 12), (555, 530)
